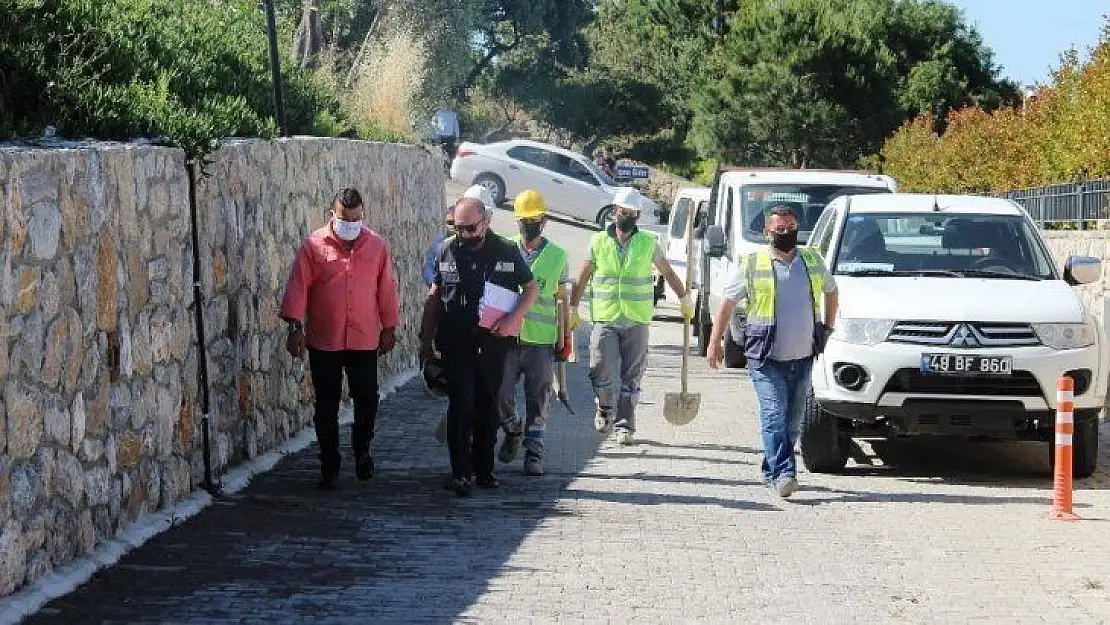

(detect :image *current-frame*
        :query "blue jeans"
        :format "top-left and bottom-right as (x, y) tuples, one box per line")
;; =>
(749, 357), (814, 483)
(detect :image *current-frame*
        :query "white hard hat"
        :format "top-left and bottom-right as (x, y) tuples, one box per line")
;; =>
(612, 187), (643, 212)
(462, 184), (495, 212)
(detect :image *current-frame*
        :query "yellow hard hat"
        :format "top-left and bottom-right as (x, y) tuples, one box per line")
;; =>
(514, 189), (547, 219)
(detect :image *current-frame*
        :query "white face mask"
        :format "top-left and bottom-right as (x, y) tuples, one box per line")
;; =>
(333, 217), (362, 241)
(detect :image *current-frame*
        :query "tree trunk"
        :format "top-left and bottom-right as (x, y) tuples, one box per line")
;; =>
(292, 0), (325, 70)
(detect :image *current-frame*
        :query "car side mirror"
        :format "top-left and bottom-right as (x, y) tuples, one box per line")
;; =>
(1064, 255), (1101, 286)
(705, 225), (726, 258)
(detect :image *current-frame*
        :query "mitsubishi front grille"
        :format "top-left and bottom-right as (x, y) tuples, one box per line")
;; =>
(887, 321), (1040, 348)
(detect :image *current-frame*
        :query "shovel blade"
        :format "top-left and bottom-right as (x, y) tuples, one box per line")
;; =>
(663, 392), (701, 426)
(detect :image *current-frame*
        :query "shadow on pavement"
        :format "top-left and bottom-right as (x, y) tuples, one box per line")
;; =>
(26, 329), (605, 624)
(836, 435), (1110, 491)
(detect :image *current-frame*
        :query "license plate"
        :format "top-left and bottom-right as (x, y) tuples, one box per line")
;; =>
(920, 353), (1013, 375)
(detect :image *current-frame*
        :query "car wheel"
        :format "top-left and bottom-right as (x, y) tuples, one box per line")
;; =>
(596, 205), (615, 227)
(1050, 415), (1099, 479)
(473, 174), (505, 206)
(723, 327), (747, 369)
(800, 389), (849, 473)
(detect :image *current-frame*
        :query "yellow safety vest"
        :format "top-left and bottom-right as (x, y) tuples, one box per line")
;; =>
(514, 237), (567, 346)
(742, 247), (825, 362)
(589, 229), (657, 324)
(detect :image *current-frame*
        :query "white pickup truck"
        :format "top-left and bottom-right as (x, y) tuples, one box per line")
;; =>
(696, 167), (898, 366)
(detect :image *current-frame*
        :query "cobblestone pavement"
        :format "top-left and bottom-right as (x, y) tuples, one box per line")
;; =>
(18, 205), (1110, 623)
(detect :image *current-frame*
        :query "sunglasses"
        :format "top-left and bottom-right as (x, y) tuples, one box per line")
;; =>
(454, 221), (483, 234)
(519, 217), (543, 226)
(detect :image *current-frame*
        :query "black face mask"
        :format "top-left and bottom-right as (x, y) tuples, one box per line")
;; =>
(519, 220), (544, 241)
(616, 216), (638, 232)
(771, 229), (799, 252)
(461, 235), (485, 250)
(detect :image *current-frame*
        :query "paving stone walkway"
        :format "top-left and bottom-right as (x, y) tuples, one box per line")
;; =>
(19, 302), (1110, 624)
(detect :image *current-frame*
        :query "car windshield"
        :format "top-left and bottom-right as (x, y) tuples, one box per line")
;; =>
(739, 184), (890, 243)
(832, 212), (1057, 280)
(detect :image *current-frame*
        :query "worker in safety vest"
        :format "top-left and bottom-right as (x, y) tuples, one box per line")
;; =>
(706, 204), (839, 499)
(569, 187), (693, 446)
(495, 190), (570, 476)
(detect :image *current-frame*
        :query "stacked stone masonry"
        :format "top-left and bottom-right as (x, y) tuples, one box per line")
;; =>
(0, 138), (442, 596)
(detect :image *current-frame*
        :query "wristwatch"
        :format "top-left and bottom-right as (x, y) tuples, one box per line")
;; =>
(288, 320), (304, 332)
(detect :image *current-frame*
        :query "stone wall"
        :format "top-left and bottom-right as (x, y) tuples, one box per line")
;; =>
(1042, 231), (1110, 326)
(0, 138), (442, 596)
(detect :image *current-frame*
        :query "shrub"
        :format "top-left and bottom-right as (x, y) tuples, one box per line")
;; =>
(0, 0), (355, 158)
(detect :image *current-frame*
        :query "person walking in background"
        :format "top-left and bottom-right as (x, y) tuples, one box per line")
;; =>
(569, 187), (693, 446)
(432, 100), (461, 159)
(280, 188), (400, 490)
(706, 204), (838, 499)
(420, 196), (539, 497)
(496, 190), (570, 477)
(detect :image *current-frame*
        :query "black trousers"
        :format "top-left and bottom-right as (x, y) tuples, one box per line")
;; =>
(308, 348), (379, 474)
(443, 335), (511, 480)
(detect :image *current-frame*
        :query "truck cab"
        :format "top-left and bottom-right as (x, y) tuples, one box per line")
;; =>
(696, 168), (898, 367)
(660, 186), (712, 299)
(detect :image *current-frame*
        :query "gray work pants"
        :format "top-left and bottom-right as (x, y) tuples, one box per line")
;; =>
(588, 323), (650, 433)
(498, 343), (555, 459)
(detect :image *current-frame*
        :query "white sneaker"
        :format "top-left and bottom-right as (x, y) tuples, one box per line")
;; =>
(594, 408), (613, 434)
(615, 429), (634, 446)
(774, 476), (798, 498)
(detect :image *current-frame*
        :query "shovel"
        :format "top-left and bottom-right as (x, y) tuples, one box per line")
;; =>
(663, 201), (702, 426)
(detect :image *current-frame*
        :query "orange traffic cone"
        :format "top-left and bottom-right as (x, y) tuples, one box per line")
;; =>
(1050, 375), (1081, 521)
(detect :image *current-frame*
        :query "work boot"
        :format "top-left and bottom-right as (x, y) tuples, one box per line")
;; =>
(594, 407), (614, 434)
(498, 430), (523, 463)
(448, 476), (472, 497)
(774, 476), (798, 498)
(475, 474), (500, 489)
(615, 428), (634, 446)
(524, 455), (544, 476)
(355, 451), (374, 481)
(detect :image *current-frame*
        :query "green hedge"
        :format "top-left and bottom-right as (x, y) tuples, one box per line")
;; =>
(0, 0), (363, 158)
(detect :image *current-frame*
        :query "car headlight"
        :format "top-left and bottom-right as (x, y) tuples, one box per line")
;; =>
(1033, 322), (1097, 350)
(836, 318), (895, 346)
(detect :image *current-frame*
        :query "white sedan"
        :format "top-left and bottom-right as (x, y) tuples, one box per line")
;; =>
(449, 139), (659, 225)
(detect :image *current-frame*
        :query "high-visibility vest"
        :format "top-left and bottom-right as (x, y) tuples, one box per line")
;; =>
(515, 237), (567, 346)
(742, 247), (825, 363)
(589, 230), (657, 324)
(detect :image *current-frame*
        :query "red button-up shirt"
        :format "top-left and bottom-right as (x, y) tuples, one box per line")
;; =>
(280, 225), (400, 351)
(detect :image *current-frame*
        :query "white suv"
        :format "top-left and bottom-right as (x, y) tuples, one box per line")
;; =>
(803, 193), (1107, 477)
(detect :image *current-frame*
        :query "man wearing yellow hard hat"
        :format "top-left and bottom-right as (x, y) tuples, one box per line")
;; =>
(495, 189), (570, 476)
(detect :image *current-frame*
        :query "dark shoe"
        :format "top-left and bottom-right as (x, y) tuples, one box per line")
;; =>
(498, 431), (523, 464)
(475, 474), (500, 489)
(355, 451), (374, 481)
(524, 456), (544, 476)
(316, 470), (339, 490)
(449, 477), (472, 497)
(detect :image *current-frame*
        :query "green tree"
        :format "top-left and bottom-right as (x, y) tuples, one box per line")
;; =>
(687, 0), (1018, 168)
(0, 0), (348, 158)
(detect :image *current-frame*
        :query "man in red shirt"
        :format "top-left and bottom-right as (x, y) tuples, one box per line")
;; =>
(280, 188), (400, 489)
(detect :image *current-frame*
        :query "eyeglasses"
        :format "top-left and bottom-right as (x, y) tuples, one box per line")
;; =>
(454, 221), (482, 234)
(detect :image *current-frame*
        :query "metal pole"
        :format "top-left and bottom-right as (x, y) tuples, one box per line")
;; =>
(186, 161), (218, 496)
(264, 0), (288, 136)
(1079, 184), (1087, 231)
